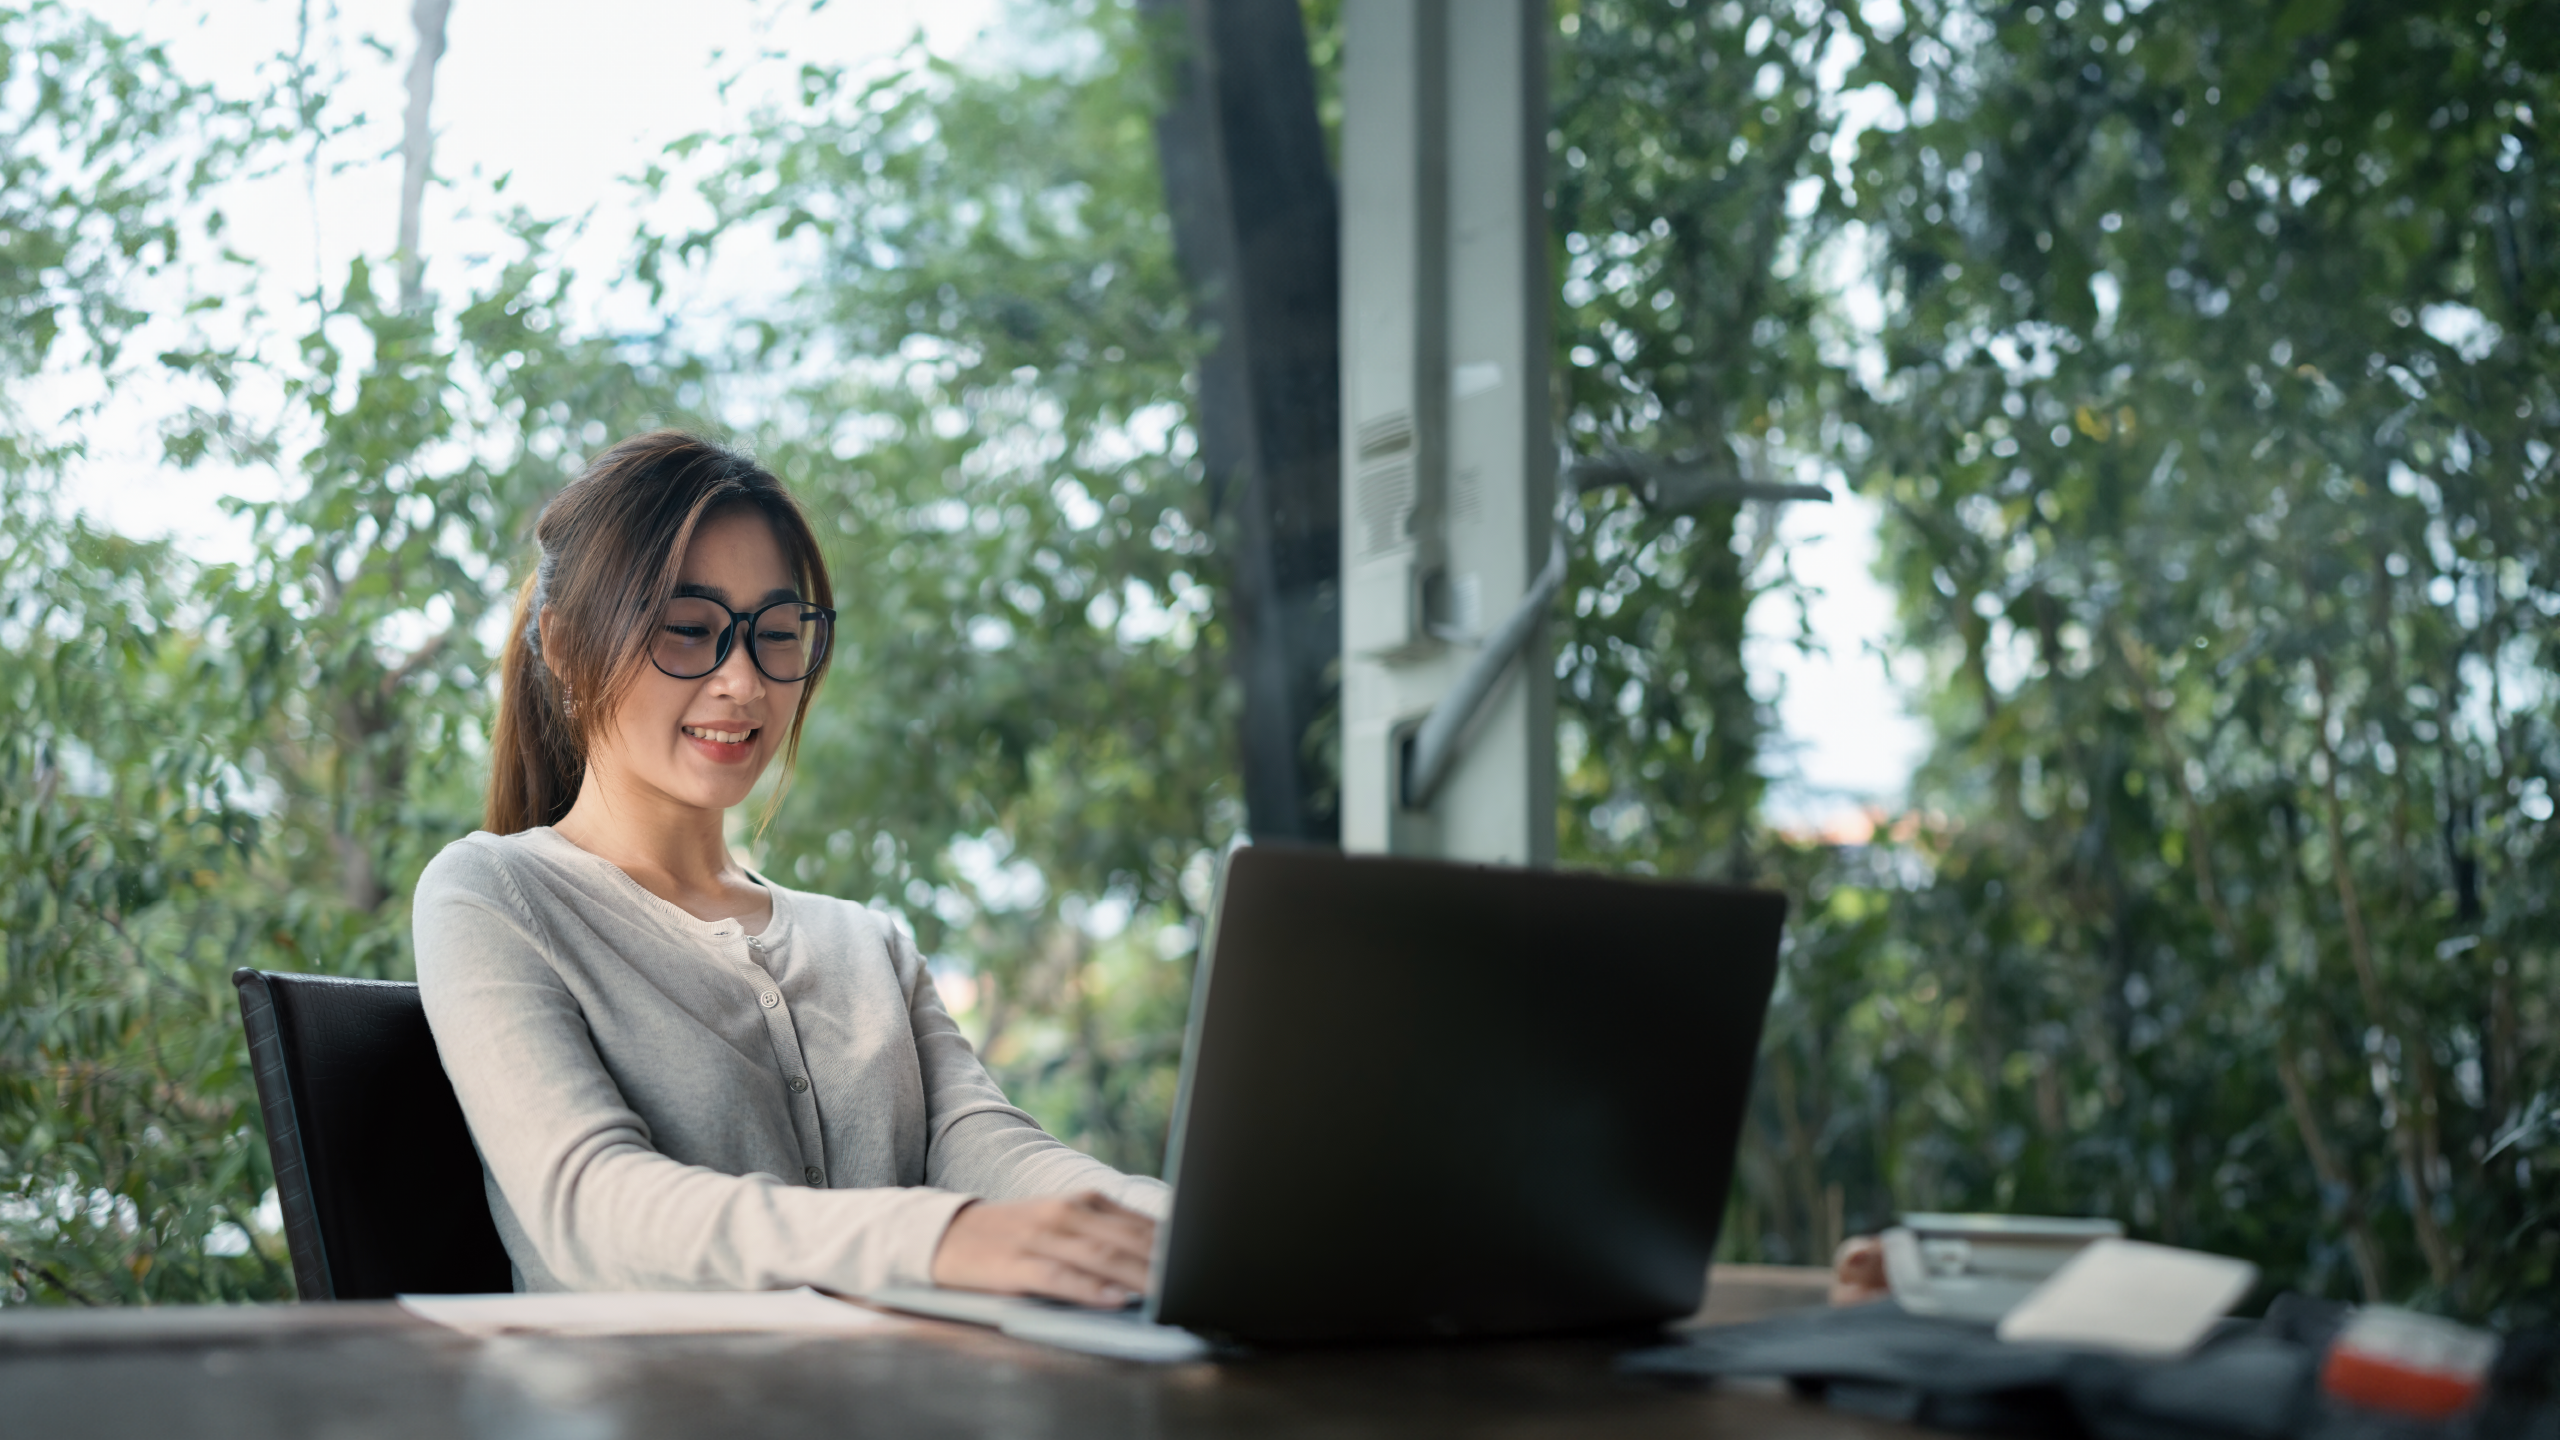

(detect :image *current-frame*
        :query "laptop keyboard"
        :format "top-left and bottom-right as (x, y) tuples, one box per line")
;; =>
(864, 1287), (1209, 1363)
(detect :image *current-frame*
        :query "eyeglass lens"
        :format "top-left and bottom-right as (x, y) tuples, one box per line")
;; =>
(652, 597), (830, 683)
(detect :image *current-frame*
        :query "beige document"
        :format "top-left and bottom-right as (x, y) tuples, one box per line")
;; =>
(399, 1287), (907, 1338)
(1995, 1239), (2257, 1356)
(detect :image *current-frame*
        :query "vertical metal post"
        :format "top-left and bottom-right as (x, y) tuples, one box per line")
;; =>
(1339, 0), (1554, 864)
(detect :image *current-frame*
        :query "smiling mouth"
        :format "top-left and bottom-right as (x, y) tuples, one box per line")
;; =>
(682, 724), (758, 745)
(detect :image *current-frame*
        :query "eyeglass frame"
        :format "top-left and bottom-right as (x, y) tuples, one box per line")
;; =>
(647, 596), (838, 685)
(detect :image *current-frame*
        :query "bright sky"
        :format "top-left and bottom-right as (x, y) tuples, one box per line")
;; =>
(1746, 490), (1927, 827)
(56, 0), (998, 545)
(49, 0), (1925, 825)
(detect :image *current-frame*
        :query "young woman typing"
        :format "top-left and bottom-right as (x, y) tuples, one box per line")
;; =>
(414, 432), (1159, 1305)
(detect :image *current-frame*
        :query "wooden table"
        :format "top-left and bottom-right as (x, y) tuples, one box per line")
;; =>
(0, 1265), (1920, 1439)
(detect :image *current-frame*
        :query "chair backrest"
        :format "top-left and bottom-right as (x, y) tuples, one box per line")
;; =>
(232, 969), (514, 1300)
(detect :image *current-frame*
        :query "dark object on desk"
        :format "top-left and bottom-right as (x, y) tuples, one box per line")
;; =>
(232, 969), (512, 1300)
(1629, 1301), (2111, 1434)
(1152, 846), (1785, 1345)
(1623, 1298), (2317, 1437)
(1625, 1296), (2560, 1440)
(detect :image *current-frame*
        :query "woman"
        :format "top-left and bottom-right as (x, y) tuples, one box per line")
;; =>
(415, 431), (1159, 1305)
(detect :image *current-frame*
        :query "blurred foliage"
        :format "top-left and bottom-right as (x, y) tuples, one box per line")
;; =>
(1797, 0), (2560, 1322)
(0, 0), (283, 1304)
(5, 0), (2556, 1331)
(0, 0), (261, 383)
(0, 0), (712, 1299)
(1628, 0), (2560, 1329)
(1549, 0), (1868, 880)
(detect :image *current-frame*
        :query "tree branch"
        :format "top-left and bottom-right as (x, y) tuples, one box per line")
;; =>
(397, 0), (452, 311)
(2308, 655), (2455, 1287)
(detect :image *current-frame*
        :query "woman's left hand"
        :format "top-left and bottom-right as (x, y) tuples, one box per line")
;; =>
(928, 1190), (1156, 1307)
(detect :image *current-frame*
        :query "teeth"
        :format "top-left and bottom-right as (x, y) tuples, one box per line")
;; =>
(684, 725), (753, 745)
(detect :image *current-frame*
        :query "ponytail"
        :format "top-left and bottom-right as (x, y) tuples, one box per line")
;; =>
(484, 569), (585, 834)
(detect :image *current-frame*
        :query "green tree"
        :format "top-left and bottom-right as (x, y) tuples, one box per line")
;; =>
(1549, 0), (1866, 881)
(0, 0), (281, 1303)
(4, 233), (710, 1301)
(1466, 0), (2560, 1323)
(2, 0), (713, 1296)
(1821, 0), (2560, 1319)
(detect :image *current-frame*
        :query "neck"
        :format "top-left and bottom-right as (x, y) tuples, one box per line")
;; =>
(552, 765), (743, 901)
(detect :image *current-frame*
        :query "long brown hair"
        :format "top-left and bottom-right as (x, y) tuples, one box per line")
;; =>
(485, 430), (835, 835)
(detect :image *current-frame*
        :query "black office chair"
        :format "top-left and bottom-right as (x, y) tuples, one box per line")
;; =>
(232, 969), (515, 1300)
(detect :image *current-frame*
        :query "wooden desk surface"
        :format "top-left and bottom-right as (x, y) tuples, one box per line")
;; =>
(0, 1265), (1910, 1440)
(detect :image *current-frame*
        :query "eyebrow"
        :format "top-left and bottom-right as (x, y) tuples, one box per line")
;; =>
(672, 582), (803, 607)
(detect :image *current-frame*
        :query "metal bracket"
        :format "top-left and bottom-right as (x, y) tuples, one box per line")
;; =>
(1397, 447), (1830, 811)
(1402, 529), (1567, 809)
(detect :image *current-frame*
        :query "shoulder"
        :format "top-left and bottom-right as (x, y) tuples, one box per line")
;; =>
(416, 830), (536, 909)
(412, 832), (562, 951)
(413, 833), (562, 991)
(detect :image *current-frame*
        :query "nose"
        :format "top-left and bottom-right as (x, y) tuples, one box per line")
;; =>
(705, 617), (767, 703)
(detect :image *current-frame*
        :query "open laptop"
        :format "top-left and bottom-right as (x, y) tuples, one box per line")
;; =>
(870, 844), (1785, 1359)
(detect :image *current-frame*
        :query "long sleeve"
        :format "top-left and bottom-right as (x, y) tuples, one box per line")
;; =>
(893, 922), (1173, 1219)
(415, 841), (973, 1294)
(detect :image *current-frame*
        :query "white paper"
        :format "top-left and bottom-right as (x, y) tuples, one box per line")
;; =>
(1995, 1239), (2257, 1356)
(399, 1287), (907, 1338)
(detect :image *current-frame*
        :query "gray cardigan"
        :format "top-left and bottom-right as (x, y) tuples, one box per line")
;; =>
(412, 827), (1166, 1294)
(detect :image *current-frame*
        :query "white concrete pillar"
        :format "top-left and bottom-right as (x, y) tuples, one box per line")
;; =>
(1338, 0), (1554, 865)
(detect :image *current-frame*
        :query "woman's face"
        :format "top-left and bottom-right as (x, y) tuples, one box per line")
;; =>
(578, 505), (808, 818)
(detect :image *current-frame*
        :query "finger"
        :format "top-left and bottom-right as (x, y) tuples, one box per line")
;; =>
(1031, 1210), (1154, 1286)
(1055, 1212), (1156, 1269)
(1061, 1192), (1156, 1242)
(1028, 1223), (1153, 1294)
(1053, 1196), (1157, 1254)
(1021, 1254), (1136, 1309)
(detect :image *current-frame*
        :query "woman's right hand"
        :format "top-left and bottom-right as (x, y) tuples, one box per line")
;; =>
(929, 1190), (1157, 1308)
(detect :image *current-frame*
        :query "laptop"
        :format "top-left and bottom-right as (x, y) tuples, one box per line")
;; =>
(870, 844), (1785, 1359)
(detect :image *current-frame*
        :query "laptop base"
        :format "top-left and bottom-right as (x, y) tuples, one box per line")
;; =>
(865, 1287), (1211, 1363)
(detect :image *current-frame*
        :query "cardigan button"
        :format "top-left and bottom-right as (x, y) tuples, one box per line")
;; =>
(804, 1167), (824, 1186)
(759, 991), (779, 1009)
(789, 1075), (808, 1093)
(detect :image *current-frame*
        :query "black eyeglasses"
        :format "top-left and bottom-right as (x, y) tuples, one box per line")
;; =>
(650, 596), (836, 684)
